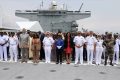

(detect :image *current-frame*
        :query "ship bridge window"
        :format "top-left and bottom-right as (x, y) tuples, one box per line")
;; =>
(59, 11), (61, 14)
(16, 10), (21, 12)
(75, 11), (80, 12)
(33, 10), (37, 12)
(39, 12), (41, 13)
(68, 11), (73, 12)
(85, 11), (90, 12)
(26, 10), (31, 12)
(64, 12), (66, 14)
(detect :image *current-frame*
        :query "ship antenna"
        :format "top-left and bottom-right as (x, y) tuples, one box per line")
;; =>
(79, 3), (83, 12)
(40, 4), (41, 9)
(66, 5), (68, 10)
(40, 0), (43, 9)
(42, 0), (43, 7)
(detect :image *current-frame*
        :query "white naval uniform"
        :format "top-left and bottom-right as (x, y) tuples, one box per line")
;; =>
(113, 38), (120, 64)
(95, 39), (103, 65)
(9, 35), (18, 62)
(43, 36), (54, 63)
(86, 36), (97, 64)
(3, 35), (9, 61)
(73, 36), (86, 64)
(0, 36), (5, 61)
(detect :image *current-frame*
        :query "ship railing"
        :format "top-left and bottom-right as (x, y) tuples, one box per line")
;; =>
(67, 11), (91, 13)
(16, 10), (39, 13)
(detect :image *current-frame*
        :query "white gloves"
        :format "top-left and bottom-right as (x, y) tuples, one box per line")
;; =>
(57, 46), (62, 49)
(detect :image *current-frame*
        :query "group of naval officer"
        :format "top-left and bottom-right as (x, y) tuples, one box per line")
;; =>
(0, 32), (18, 62)
(0, 28), (120, 66)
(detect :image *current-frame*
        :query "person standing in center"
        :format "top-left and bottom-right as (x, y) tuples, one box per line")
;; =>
(86, 31), (97, 65)
(43, 31), (54, 63)
(64, 32), (73, 64)
(73, 31), (86, 65)
(19, 28), (30, 63)
(55, 33), (64, 64)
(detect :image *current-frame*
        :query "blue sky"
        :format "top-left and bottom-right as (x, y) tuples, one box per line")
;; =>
(0, 0), (120, 33)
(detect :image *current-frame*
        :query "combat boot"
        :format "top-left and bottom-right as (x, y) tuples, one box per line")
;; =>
(110, 59), (114, 66)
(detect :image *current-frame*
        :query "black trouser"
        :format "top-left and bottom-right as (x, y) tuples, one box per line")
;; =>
(7, 46), (10, 58)
(72, 47), (75, 61)
(18, 46), (21, 59)
(56, 48), (63, 63)
(40, 47), (45, 60)
(83, 47), (87, 61)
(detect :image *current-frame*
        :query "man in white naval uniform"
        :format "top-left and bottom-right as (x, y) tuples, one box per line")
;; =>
(9, 32), (19, 62)
(2, 32), (9, 61)
(43, 31), (54, 63)
(73, 31), (86, 64)
(113, 34), (120, 64)
(86, 31), (97, 65)
(95, 35), (104, 65)
(0, 32), (5, 61)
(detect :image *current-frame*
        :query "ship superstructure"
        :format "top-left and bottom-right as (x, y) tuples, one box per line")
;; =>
(15, 0), (91, 32)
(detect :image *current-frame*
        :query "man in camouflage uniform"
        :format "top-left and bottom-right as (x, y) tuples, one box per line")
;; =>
(104, 33), (114, 66)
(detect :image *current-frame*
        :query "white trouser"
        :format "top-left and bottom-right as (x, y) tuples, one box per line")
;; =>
(87, 45), (94, 64)
(75, 47), (83, 64)
(44, 46), (52, 63)
(3, 46), (8, 61)
(113, 50), (119, 64)
(95, 47), (103, 64)
(0, 45), (3, 61)
(9, 45), (18, 62)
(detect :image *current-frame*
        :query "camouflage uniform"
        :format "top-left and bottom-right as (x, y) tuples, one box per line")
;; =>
(104, 33), (114, 66)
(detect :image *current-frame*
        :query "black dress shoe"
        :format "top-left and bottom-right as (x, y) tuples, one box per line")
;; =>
(110, 63), (114, 66)
(104, 63), (107, 66)
(56, 62), (59, 64)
